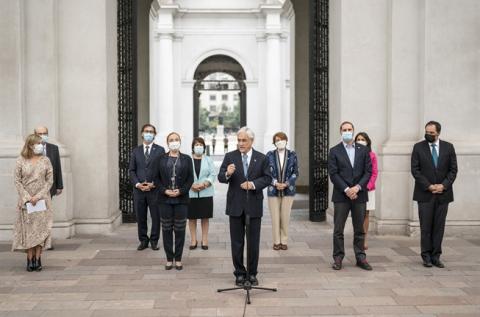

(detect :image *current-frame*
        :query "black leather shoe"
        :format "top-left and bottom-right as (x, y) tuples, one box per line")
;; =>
(356, 259), (373, 271)
(189, 242), (197, 250)
(432, 259), (445, 268)
(332, 259), (342, 270)
(249, 275), (258, 286)
(175, 264), (183, 271)
(150, 242), (159, 250)
(201, 243), (208, 250)
(35, 257), (42, 272)
(423, 260), (433, 267)
(137, 241), (149, 251)
(165, 263), (173, 270)
(235, 275), (245, 287)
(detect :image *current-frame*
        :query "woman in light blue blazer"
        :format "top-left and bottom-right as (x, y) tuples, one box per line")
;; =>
(188, 137), (217, 250)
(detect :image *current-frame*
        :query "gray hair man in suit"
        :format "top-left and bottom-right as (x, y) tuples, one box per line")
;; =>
(34, 126), (63, 251)
(328, 121), (372, 271)
(218, 127), (272, 287)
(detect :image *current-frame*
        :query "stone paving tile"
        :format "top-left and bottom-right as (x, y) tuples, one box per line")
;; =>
(0, 183), (480, 316)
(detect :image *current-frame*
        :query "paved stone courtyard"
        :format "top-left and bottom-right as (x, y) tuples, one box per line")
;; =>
(1, 183), (480, 317)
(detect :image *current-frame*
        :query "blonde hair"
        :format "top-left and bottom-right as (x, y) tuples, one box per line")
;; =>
(21, 134), (42, 159)
(166, 132), (181, 142)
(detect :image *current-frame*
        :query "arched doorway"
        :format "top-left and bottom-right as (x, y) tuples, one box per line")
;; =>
(193, 55), (246, 155)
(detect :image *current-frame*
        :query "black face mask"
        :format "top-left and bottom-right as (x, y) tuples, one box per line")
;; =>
(424, 134), (436, 143)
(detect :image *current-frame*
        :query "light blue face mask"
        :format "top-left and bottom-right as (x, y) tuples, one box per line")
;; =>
(341, 131), (353, 143)
(143, 133), (154, 143)
(40, 135), (48, 143)
(193, 146), (204, 155)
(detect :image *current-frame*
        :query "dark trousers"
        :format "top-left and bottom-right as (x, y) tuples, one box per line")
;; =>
(160, 203), (187, 262)
(134, 189), (160, 243)
(333, 201), (366, 261)
(418, 197), (449, 262)
(229, 212), (262, 277)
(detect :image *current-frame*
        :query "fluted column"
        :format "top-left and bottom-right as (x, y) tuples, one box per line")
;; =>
(151, 4), (177, 145)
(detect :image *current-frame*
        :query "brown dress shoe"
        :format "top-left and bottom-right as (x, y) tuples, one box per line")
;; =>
(273, 244), (281, 250)
(280, 244), (288, 250)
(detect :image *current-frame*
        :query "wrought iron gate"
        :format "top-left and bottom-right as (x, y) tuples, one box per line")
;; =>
(117, 0), (137, 223)
(309, 0), (329, 221)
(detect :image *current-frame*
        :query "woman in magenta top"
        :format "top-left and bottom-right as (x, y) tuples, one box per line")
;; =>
(355, 132), (378, 250)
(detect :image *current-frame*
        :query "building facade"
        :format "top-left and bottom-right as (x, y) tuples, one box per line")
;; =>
(0, 0), (479, 239)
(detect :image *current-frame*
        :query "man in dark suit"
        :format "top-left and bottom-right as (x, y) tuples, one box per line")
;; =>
(35, 126), (64, 251)
(129, 124), (165, 251)
(328, 121), (372, 271)
(218, 127), (272, 286)
(411, 121), (457, 268)
(34, 126), (64, 198)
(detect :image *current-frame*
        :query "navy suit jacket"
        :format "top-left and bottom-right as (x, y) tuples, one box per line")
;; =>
(150, 153), (194, 204)
(411, 140), (457, 203)
(218, 149), (272, 217)
(328, 142), (372, 203)
(45, 143), (63, 197)
(129, 143), (165, 190)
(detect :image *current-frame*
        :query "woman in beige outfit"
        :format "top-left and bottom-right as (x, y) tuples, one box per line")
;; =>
(266, 132), (299, 250)
(12, 134), (53, 272)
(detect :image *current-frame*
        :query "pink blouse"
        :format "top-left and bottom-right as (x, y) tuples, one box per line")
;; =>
(367, 151), (378, 191)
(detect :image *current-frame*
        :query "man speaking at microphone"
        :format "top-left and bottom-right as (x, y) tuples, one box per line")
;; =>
(218, 127), (272, 287)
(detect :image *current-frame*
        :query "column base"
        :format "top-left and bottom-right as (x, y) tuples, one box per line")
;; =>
(0, 211), (122, 240)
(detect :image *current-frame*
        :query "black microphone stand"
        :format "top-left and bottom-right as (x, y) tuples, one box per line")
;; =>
(217, 171), (277, 317)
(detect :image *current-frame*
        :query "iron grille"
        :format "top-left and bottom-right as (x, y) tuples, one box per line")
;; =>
(309, 0), (329, 221)
(117, 0), (137, 223)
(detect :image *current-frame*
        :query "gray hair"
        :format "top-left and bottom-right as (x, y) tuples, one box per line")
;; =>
(237, 126), (255, 140)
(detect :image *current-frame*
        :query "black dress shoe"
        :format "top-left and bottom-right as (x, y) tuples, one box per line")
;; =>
(35, 257), (42, 272)
(356, 259), (373, 271)
(432, 259), (445, 268)
(423, 260), (433, 267)
(235, 275), (245, 286)
(332, 260), (342, 270)
(248, 275), (258, 286)
(150, 242), (159, 250)
(165, 263), (173, 270)
(137, 241), (149, 251)
(175, 264), (183, 271)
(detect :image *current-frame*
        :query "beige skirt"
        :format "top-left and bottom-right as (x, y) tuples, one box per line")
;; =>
(366, 190), (376, 211)
(12, 207), (53, 251)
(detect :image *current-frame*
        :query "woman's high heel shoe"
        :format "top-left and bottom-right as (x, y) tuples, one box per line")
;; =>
(26, 259), (34, 272)
(35, 257), (42, 272)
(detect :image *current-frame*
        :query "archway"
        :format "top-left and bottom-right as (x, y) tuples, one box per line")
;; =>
(193, 55), (246, 155)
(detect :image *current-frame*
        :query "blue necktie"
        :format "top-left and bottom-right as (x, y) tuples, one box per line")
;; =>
(431, 144), (438, 168)
(242, 154), (249, 178)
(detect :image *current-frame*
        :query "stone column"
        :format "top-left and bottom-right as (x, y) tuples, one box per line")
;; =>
(377, 0), (423, 235)
(0, 0), (75, 239)
(151, 4), (178, 145)
(262, 5), (283, 150)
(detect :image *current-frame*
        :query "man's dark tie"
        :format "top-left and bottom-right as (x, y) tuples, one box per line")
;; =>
(145, 145), (150, 161)
(431, 144), (438, 168)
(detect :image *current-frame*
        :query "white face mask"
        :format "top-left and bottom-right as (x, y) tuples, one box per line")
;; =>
(275, 140), (287, 150)
(193, 145), (204, 155)
(168, 141), (181, 151)
(33, 144), (44, 155)
(356, 140), (368, 147)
